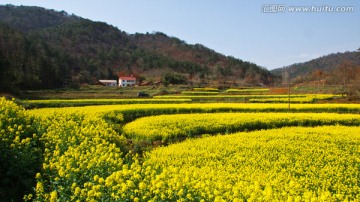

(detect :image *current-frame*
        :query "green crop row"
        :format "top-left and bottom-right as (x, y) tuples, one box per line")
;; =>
(193, 87), (219, 92)
(225, 88), (270, 93)
(180, 91), (219, 95)
(21, 98), (192, 109)
(153, 94), (340, 103)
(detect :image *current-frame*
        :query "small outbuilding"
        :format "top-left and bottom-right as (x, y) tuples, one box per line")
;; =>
(96, 80), (118, 87)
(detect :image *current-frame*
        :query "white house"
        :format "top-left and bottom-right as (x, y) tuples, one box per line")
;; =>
(98, 80), (117, 87)
(119, 76), (136, 87)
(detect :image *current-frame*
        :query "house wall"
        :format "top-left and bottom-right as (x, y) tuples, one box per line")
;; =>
(105, 82), (117, 87)
(98, 80), (117, 86)
(119, 79), (136, 87)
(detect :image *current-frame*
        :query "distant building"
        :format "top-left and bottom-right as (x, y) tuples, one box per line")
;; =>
(119, 76), (136, 87)
(96, 80), (117, 87)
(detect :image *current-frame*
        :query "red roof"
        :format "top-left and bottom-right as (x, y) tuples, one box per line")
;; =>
(119, 77), (136, 80)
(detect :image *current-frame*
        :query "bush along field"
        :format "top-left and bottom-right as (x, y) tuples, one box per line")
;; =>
(1, 97), (360, 201)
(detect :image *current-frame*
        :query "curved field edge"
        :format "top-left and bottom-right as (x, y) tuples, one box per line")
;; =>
(1, 98), (128, 201)
(28, 103), (360, 123)
(123, 112), (360, 142)
(139, 126), (360, 201)
(31, 111), (129, 201)
(2, 97), (360, 201)
(22, 98), (192, 108)
(153, 94), (341, 103)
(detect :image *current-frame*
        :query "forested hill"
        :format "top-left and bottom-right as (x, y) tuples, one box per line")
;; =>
(271, 51), (360, 85)
(0, 5), (273, 91)
(0, 5), (79, 32)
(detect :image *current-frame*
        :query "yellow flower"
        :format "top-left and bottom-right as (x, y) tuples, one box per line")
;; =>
(35, 173), (41, 179)
(87, 190), (94, 198)
(139, 182), (146, 190)
(35, 182), (44, 193)
(50, 191), (58, 202)
(93, 175), (99, 182)
(74, 187), (81, 195)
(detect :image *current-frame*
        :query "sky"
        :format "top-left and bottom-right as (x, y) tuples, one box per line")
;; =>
(1, 0), (359, 70)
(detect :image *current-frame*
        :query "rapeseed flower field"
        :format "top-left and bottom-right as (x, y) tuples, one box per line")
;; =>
(1, 97), (359, 201)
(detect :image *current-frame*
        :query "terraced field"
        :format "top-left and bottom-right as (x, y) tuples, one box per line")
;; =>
(1, 97), (359, 201)
(123, 112), (360, 142)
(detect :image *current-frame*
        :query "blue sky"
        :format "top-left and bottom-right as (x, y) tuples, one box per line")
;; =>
(1, 0), (359, 69)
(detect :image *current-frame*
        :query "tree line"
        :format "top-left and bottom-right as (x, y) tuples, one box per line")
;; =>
(0, 5), (274, 92)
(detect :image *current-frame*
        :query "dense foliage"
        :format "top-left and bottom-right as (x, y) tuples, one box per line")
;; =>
(272, 51), (360, 87)
(31, 111), (127, 201)
(0, 23), (77, 90)
(0, 98), (41, 201)
(0, 5), (274, 92)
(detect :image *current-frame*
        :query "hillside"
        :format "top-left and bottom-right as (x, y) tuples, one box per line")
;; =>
(0, 4), (79, 32)
(0, 5), (274, 92)
(129, 32), (272, 84)
(271, 51), (360, 85)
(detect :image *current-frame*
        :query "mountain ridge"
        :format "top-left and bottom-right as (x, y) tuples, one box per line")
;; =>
(271, 51), (360, 86)
(0, 4), (273, 91)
